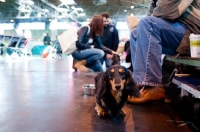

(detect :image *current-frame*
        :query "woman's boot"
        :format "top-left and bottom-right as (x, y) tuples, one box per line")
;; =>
(72, 59), (77, 71)
(74, 60), (93, 72)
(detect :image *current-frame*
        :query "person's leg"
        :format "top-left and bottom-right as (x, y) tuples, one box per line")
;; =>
(99, 55), (105, 65)
(132, 16), (187, 86)
(105, 57), (112, 68)
(72, 48), (104, 63)
(87, 60), (103, 72)
(128, 16), (187, 103)
(72, 48), (105, 72)
(72, 59), (78, 71)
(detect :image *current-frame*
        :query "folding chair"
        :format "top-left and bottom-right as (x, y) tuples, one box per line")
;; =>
(0, 35), (4, 56)
(7, 37), (33, 59)
(14, 38), (33, 57)
(1, 35), (12, 57)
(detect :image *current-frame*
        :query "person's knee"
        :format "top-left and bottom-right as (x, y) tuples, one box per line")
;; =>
(99, 50), (105, 58)
(138, 16), (157, 27)
(138, 17), (149, 27)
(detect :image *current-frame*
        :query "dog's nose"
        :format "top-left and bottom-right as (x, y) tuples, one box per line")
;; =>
(115, 85), (121, 90)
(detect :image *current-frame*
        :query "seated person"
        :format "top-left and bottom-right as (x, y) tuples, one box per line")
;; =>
(120, 15), (139, 72)
(127, 0), (200, 104)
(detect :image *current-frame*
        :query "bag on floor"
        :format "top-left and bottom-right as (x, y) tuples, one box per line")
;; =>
(42, 45), (57, 58)
(57, 25), (90, 55)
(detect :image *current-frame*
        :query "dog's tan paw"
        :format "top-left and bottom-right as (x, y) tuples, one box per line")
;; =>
(95, 104), (106, 116)
(97, 110), (106, 116)
(119, 108), (126, 116)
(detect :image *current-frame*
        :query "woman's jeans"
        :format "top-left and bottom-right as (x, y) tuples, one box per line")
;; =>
(130, 16), (187, 86)
(100, 55), (113, 68)
(72, 48), (105, 72)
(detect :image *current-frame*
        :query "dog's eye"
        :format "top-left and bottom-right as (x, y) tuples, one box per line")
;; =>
(120, 72), (126, 78)
(108, 73), (113, 79)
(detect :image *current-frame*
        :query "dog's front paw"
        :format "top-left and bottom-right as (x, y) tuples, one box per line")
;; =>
(96, 110), (106, 116)
(118, 108), (126, 116)
(95, 103), (106, 116)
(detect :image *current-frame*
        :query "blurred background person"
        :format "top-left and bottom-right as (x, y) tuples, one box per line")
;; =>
(72, 15), (118, 72)
(43, 33), (51, 45)
(100, 12), (119, 69)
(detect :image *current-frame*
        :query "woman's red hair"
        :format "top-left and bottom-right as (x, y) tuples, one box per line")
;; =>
(89, 15), (104, 38)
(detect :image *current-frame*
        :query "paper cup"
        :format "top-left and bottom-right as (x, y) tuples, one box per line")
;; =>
(189, 34), (200, 58)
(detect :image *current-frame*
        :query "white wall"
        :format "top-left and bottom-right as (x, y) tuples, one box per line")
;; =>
(117, 29), (130, 40)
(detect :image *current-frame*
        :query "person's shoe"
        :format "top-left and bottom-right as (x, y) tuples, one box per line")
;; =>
(74, 60), (93, 72)
(127, 86), (165, 104)
(72, 59), (77, 71)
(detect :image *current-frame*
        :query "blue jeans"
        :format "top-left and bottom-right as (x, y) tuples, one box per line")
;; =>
(72, 48), (105, 72)
(100, 55), (112, 68)
(130, 16), (187, 86)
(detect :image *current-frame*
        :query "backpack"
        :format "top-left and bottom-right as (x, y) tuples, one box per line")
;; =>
(57, 25), (90, 55)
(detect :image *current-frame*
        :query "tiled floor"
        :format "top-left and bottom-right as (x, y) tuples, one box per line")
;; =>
(0, 56), (199, 132)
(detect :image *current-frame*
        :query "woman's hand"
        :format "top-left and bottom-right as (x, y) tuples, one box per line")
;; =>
(106, 54), (113, 59)
(112, 51), (119, 55)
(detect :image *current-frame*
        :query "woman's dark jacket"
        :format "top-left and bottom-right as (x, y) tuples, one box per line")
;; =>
(76, 26), (113, 54)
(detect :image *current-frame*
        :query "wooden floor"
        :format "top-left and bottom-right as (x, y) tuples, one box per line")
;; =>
(0, 56), (199, 132)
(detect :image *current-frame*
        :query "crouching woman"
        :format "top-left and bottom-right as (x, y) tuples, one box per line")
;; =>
(72, 15), (118, 72)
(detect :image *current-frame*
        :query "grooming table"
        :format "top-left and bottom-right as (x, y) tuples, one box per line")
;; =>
(165, 56), (200, 67)
(166, 55), (200, 98)
(166, 56), (200, 120)
(172, 76), (200, 98)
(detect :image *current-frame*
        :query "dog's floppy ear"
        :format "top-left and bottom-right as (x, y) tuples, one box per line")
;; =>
(124, 67), (140, 97)
(95, 72), (108, 99)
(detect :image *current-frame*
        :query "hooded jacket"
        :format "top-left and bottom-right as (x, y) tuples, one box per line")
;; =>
(153, 0), (200, 55)
(100, 24), (119, 51)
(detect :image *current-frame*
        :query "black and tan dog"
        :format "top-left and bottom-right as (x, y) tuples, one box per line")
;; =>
(112, 54), (120, 65)
(94, 65), (139, 116)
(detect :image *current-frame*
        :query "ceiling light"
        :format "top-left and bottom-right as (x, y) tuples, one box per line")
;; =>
(27, 0), (34, 5)
(57, 8), (68, 12)
(93, 0), (107, 6)
(131, 6), (134, 9)
(60, 0), (76, 5)
(124, 10), (127, 12)
(18, 0), (34, 5)
(78, 13), (85, 16)
(0, 0), (5, 2)
(75, 8), (83, 12)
